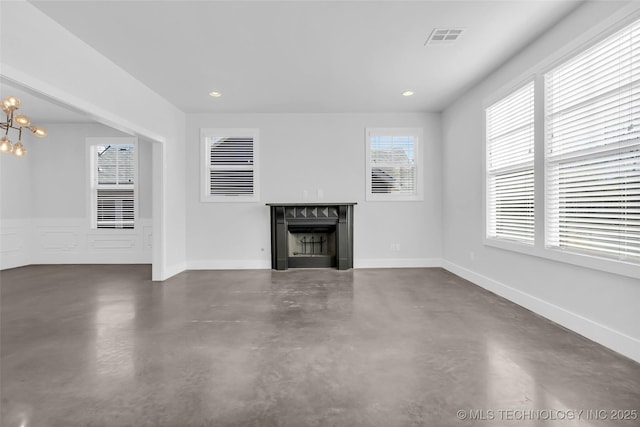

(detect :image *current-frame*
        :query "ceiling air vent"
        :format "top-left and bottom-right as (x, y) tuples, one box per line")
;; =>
(425, 28), (465, 45)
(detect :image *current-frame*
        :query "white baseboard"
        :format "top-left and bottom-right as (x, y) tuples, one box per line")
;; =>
(354, 258), (443, 269)
(186, 257), (442, 271)
(441, 260), (640, 364)
(159, 261), (187, 281)
(187, 259), (271, 270)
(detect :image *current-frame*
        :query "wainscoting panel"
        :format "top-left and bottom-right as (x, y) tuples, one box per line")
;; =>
(40, 230), (80, 252)
(1, 218), (152, 270)
(143, 225), (153, 250)
(88, 234), (138, 250)
(0, 219), (30, 270)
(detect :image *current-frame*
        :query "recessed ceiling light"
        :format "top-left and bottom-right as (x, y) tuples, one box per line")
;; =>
(209, 91), (222, 97)
(402, 91), (414, 97)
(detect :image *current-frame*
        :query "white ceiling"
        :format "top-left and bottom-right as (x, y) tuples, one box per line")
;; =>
(29, 0), (583, 114)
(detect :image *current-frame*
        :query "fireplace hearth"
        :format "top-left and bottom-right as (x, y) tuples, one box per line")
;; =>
(267, 203), (355, 270)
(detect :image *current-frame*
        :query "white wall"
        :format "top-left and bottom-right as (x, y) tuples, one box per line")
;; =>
(442, 0), (640, 362)
(0, 136), (33, 268)
(0, 0), (187, 280)
(0, 123), (154, 268)
(186, 113), (442, 269)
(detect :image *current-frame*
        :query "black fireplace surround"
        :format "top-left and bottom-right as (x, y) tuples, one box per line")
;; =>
(267, 203), (355, 270)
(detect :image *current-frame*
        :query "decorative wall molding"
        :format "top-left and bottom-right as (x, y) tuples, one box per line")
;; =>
(0, 219), (31, 270)
(143, 224), (153, 250)
(40, 229), (80, 252)
(1, 218), (153, 269)
(87, 234), (138, 250)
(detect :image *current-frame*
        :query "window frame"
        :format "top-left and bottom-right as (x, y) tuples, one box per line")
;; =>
(483, 15), (640, 280)
(544, 18), (640, 265)
(87, 137), (139, 230)
(365, 127), (424, 202)
(485, 80), (536, 246)
(200, 128), (260, 203)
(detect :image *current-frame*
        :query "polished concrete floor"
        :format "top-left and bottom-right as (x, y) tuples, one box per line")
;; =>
(1, 265), (639, 427)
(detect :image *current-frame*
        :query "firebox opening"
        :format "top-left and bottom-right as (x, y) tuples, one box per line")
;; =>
(287, 225), (337, 268)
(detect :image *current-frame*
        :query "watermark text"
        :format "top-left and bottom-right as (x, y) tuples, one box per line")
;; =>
(456, 409), (638, 422)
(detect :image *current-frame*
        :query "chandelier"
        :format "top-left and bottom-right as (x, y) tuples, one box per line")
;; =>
(0, 96), (47, 157)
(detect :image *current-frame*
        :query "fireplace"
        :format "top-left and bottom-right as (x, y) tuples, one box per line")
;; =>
(288, 225), (336, 268)
(267, 203), (355, 270)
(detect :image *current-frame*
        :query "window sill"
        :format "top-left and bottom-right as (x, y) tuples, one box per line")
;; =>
(200, 196), (260, 203)
(484, 237), (640, 280)
(89, 228), (137, 233)
(365, 195), (424, 202)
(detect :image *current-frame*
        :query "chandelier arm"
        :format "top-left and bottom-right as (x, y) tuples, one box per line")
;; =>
(2, 111), (21, 131)
(1, 112), (9, 131)
(1, 96), (47, 157)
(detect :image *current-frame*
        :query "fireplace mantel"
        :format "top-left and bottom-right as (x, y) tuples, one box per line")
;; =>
(267, 203), (356, 270)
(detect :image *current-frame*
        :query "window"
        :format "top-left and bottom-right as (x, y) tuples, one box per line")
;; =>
(366, 128), (423, 201)
(89, 138), (137, 229)
(486, 81), (535, 244)
(201, 129), (259, 202)
(545, 18), (640, 262)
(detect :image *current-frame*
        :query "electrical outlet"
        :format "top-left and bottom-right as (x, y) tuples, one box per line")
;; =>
(390, 244), (400, 251)
(470, 251), (475, 261)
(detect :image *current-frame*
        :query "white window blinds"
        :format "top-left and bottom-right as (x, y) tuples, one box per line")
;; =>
(366, 129), (422, 201)
(545, 19), (640, 261)
(96, 189), (134, 229)
(95, 144), (135, 229)
(486, 81), (535, 244)
(202, 129), (259, 202)
(209, 136), (254, 196)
